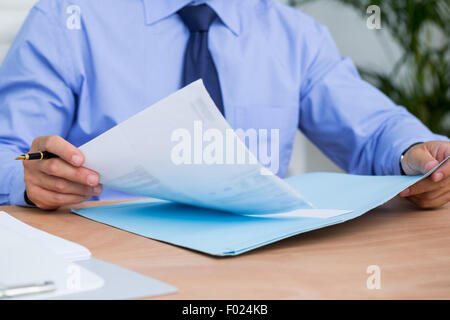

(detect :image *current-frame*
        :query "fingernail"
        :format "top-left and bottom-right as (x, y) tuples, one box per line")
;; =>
(93, 186), (102, 195)
(399, 188), (410, 197)
(72, 155), (82, 166)
(434, 172), (444, 182)
(87, 174), (99, 186)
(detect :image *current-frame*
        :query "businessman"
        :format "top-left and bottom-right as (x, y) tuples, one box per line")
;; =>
(0, 0), (449, 210)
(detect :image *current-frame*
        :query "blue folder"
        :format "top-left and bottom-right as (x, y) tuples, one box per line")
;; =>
(72, 158), (448, 256)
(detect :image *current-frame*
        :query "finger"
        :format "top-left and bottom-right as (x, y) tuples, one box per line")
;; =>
(31, 135), (84, 167)
(26, 184), (91, 210)
(410, 184), (449, 201)
(408, 193), (450, 209)
(28, 170), (103, 196)
(38, 158), (100, 186)
(399, 176), (450, 197)
(430, 159), (450, 183)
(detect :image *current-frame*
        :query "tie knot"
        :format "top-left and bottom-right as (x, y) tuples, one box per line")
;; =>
(178, 4), (217, 33)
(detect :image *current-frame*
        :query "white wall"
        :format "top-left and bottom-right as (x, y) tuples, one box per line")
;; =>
(0, 0), (36, 62)
(0, 0), (401, 176)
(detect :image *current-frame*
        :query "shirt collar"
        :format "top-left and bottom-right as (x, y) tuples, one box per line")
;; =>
(142, 0), (241, 35)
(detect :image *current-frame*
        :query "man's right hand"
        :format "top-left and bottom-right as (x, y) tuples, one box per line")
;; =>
(23, 135), (102, 210)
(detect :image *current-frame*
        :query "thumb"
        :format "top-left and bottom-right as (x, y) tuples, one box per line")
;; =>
(402, 145), (439, 175)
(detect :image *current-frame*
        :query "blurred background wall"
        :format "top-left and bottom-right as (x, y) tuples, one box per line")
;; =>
(0, 0), (36, 61)
(0, 0), (403, 176)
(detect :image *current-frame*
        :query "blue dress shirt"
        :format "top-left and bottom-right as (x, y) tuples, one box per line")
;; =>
(0, 0), (447, 206)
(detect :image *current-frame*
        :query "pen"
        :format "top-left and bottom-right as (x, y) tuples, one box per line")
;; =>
(14, 151), (58, 160)
(0, 281), (56, 299)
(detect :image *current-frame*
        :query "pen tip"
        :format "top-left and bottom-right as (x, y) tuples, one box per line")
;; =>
(15, 156), (25, 160)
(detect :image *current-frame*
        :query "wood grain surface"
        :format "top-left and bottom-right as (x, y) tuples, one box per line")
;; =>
(2, 197), (449, 299)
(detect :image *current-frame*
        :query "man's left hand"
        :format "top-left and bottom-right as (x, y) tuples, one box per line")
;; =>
(399, 141), (450, 208)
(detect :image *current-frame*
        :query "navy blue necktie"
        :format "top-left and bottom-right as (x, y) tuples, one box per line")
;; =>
(178, 4), (224, 115)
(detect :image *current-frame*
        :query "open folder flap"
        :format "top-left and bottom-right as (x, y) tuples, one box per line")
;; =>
(72, 156), (449, 256)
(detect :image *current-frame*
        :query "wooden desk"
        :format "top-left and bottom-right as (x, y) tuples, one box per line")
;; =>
(2, 198), (449, 299)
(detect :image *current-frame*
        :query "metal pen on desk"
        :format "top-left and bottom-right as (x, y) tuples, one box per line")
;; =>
(0, 281), (56, 299)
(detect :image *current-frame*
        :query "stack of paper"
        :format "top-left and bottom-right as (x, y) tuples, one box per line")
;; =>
(0, 212), (103, 299)
(0, 212), (90, 261)
(0, 212), (178, 299)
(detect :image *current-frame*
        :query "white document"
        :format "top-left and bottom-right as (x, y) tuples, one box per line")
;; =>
(0, 211), (90, 261)
(0, 221), (103, 300)
(80, 80), (347, 217)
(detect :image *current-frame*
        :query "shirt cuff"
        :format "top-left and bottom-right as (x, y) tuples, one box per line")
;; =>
(400, 142), (425, 175)
(387, 134), (449, 176)
(8, 165), (35, 207)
